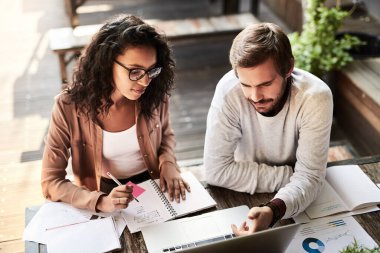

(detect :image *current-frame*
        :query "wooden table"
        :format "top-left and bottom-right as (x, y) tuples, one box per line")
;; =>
(25, 156), (380, 253)
(122, 156), (380, 252)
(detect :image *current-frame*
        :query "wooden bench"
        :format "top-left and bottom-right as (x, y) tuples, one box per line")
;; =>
(63, 0), (260, 28)
(49, 13), (259, 85)
(334, 57), (380, 155)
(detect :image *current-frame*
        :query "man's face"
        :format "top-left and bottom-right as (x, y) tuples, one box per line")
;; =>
(236, 58), (291, 116)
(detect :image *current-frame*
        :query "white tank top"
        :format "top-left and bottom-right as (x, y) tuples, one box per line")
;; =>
(102, 124), (147, 178)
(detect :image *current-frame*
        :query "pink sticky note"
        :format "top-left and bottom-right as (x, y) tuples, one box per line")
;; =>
(126, 181), (146, 198)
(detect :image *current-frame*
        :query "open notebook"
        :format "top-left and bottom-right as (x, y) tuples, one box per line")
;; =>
(121, 171), (216, 233)
(305, 164), (380, 219)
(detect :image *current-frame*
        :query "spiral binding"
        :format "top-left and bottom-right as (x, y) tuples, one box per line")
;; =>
(150, 180), (178, 217)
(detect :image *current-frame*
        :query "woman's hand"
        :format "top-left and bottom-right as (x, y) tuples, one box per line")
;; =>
(96, 185), (134, 212)
(159, 162), (191, 203)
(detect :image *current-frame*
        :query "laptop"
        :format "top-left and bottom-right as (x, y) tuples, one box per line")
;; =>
(141, 205), (300, 253)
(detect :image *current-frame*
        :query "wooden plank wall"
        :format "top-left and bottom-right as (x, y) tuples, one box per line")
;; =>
(334, 59), (380, 156)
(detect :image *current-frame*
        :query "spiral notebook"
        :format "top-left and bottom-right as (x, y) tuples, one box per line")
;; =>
(121, 171), (217, 233)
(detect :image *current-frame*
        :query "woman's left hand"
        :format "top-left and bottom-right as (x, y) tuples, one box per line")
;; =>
(159, 162), (191, 203)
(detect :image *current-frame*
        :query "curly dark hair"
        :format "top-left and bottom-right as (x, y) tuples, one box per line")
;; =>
(67, 14), (175, 120)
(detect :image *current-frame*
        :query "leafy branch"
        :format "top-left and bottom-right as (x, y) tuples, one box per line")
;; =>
(340, 239), (380, 253)
(289, 0), (362, 77)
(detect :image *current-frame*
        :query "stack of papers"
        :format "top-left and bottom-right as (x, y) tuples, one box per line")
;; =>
(23, 202), (123, 253)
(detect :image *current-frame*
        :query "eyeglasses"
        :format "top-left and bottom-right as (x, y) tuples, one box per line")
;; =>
(114, 60), (162, 81)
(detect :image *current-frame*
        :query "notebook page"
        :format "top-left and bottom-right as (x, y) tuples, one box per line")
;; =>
(326, 165), (380, 210)
(294, 206), (379, 223)
(121, 180), (173, 233)
(155, 171), (217, 217)
(46, 216), (120, 253)
(305, 180), (348, 219)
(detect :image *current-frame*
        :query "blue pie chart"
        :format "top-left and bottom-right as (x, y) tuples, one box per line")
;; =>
(302, 237), (325, 253)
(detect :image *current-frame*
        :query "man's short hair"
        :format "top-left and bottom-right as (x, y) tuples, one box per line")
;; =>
(230, 23), (294, 78)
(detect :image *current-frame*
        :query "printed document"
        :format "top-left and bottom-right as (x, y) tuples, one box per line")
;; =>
(286, 216), (378, 253)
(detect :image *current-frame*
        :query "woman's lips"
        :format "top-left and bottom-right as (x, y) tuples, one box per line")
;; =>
(132, 88), (145, 95)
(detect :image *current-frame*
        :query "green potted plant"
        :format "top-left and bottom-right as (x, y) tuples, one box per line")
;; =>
(340, 239), (380, 253)
(289, 0), (363, 78)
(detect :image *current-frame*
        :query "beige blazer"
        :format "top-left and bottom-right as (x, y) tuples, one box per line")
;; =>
(41, 92), (178, 211)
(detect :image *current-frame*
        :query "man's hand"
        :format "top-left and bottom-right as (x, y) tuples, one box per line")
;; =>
(231, 206), (273, 236)
(159, 162), (191, 203)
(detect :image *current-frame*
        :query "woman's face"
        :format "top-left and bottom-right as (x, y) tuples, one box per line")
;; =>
(113, 45), (158, 101)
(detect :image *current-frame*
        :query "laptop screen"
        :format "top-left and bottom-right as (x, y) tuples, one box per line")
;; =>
(181, 223), (300, 253)
(141, 206), (300, 253)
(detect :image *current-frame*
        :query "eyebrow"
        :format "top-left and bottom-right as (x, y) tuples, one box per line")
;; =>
(240, 77), (276, 87)
(126, 63), (157, 70)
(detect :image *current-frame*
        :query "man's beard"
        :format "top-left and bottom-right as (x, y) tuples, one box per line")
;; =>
(249, 78), (290, 117)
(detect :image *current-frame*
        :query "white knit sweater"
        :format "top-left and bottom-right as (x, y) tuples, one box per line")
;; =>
(204, 68), (333, 218)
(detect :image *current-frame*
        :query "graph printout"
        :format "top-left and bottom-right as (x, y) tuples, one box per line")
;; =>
(285, 216), (378, 253)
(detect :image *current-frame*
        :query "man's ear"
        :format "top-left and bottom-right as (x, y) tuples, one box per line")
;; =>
(234, 68), (239, 78)
(286, 58), (295, 78)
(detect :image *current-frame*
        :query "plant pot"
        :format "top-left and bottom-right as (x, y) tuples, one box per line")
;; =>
(336, 32), (380, 59)
(320, 70), (337, 99)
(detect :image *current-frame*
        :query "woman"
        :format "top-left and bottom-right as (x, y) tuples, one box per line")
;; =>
(41, 14), (190, 213)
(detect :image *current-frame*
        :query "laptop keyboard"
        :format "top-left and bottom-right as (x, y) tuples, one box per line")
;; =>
(161, 233), (236, 252)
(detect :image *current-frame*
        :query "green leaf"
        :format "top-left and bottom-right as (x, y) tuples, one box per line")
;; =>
(289, 0), (364, 77)
(339, 239), (380, 253)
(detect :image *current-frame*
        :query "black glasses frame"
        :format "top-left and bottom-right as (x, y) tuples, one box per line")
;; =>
(114, 60), (162, 81)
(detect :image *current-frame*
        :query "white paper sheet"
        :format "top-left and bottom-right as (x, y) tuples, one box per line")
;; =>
(23, 201), (125, 252)
(23, 202), (91, 244)
(47, 216), (121, 253)
(294, 206), (380, 223)
(286, 216), (378, 253)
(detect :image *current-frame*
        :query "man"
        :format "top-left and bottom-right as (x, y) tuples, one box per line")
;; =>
(204, 23), (333, 235)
